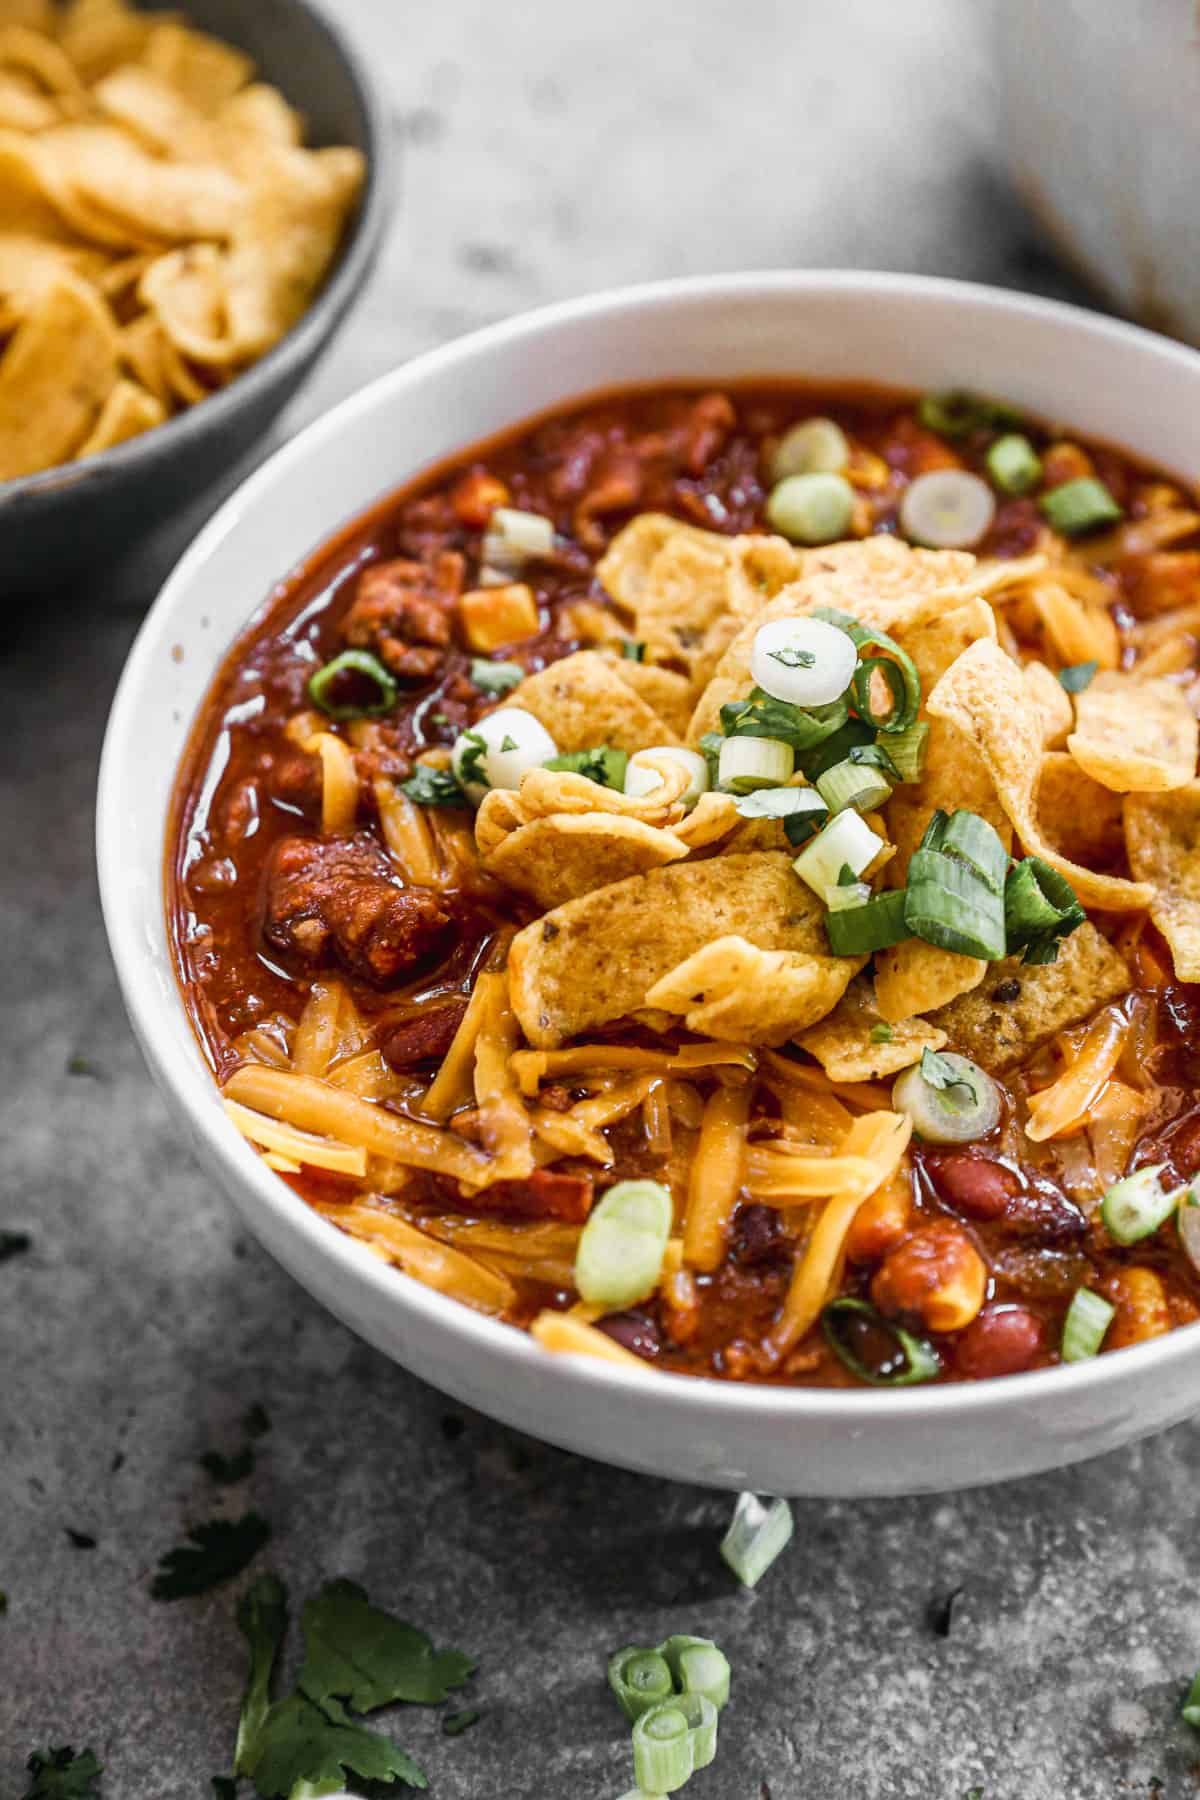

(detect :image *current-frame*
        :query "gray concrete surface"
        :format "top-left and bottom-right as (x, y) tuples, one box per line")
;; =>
(3, 2), (1197, 1796)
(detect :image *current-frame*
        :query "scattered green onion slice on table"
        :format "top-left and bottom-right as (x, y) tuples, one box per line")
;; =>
(660, 1637), (732, 1712)
(792, 808), (885, 901)
(821, 1296), (941, 1386)
(824, 888), (911, 957)
(899, 469), (996, 549)
(469, 657), (524, 696)
(308, 649), (398, 721)
(1040, 476), (1122, 536)
(719, 1492), (795, 1588)
(892, 1049), (1001, 1145)
(632, 1693), (718, 1794)
(1100, 1163), (1179, 1246)
(816, 756), (892, 816)
(811, 607), (921, 734)
(769, 415), (850, 481)
(916, 389), (1022, 440)
(717, 734), (795, 794)
(985, 433), (1043, 496)
(766, 471), (855, 545)
(1061, 1287), (1116, 1362)
(749, 616), (858, 707)
(1180, 1669), (1200, 1730)
(608, 1646), (675, 1722)
(574, 1179), (673, 1309)
(1004, 856), (1085, 965)
(881, 720), (929, 782)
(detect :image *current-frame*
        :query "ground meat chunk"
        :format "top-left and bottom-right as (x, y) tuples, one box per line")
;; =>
(262, 834), (455, 986)
(430, 1166), (594, 1222)
(341, 550), (465, 681)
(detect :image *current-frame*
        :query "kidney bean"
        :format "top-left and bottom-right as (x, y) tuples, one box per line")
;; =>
(380, 999), (468, 1070)
(923, 1153), (1017, 1221)
(954, 1306), (1044, 1380)
(732, 1203), (785, 1267)
(596, 1311), (661, 1361)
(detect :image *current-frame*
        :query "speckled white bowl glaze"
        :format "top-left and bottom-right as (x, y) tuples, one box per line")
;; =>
(98, 272), (1200, 1495)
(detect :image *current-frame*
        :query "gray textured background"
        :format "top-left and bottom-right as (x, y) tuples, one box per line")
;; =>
(3, 2), (1196, 1796)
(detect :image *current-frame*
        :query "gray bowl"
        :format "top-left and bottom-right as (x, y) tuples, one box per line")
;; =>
(0, 0), (391, 593)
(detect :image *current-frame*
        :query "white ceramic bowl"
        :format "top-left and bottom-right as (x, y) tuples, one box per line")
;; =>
(98, 272), (1200, 1496)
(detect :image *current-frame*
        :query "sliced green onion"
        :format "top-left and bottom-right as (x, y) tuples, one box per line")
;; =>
(1179, 1188), (1200, 1276)
(934, 809), (1009, 895)
(1100, 1163), (1177, 1245)
(882, 720), (929, 783)
(770, 416), (849, 481)
(766, 471), (854, 545)
(622, 639), (645, 661)
(632, 1695), (718, 1794)
(783, 803), (831, 847)
(544, 745), (630, 789)
(986, 433), (1043, 496)
(816, 756), (893, 816)
(750, 616), (858, 707)
(308, 649), (398, 721)
(826, 879), (872, 912)
(1058, 659), (1098, 694)
(718, 734), (794, 794)
(1181, 1669), (1200, 1731)
(824, 888), (911, 957)
(660, 1637), (731, 1712)
(470, 657), (524, 696)
(451, 705), (558, 799)
(720, 689), (849, 752)
(904, 848), (1006, 960)
(917, 389), (1022, 440)
(1004, 856), (1085, 964)
(811, 607), (921, 734)
(720, 1492), (794, 1588)
(892, 1050), (1002, 1144)
(821, 1296), (941, 1386)
(793, 809), (885, 900)
(698, 731), (724, 782)
(575, 1179), (672, 1309)
(900, 469), (996, 550)
(870, 1022), (894, 1043)
(795, 715), (876, 780)
(847, 741), (900, 778)
(486, 506), (554, 558)
(1040, 476), (1122, 536)
(1061, 1287), (1116, 1362)
(625, 747), (709, 807)
(609, 1646), (674, 1722)
(733, 785), (830, 844)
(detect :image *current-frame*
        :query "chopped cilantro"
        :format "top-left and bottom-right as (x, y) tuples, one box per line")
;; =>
(543, 746), (629, 790)
(470, 658), (523, 695)
(869, 1023), (893, 1044)
(151, 1512), (271, 1601)
(242, 1404), (271, 1439)
(768, 646), (816, 669)
(0, 1229), (31, 1263)
(298, 1578), (474, 1709)
(455, 730), (489, 791)
(21, 1748), (103, 1799)
(1058, 659), (1098, 693)
(698, 731), (724, 780)
(442, 1710), (480, 1736)
(499, 734), (517, 753)
(200, 1446), (256, 1485)
(231, 1574), (474, 1797)
(920, 1048), (978, 1104)
(401, 766), (465, 808)
(720, 688), (848, 752)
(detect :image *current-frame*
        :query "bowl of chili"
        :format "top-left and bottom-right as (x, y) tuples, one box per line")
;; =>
(99, 271), (1200, 1494)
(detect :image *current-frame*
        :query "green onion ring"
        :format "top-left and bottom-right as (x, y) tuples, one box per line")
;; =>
(821, 1297), (941, 1386)
(608, 1645), (674, 1722)
(307, 649), (398, 721)
(812, 606), (921, 733)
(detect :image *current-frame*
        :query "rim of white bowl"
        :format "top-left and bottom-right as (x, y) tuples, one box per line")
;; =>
(98, 268), (1200, 1426)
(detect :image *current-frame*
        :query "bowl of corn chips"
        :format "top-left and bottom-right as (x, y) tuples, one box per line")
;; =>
(0, 0), (388, 588)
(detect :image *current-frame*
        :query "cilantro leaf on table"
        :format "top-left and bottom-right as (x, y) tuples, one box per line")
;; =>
(22, 1747), (103, 1799)
(235, 1575), (289, 1778)
(297, 1578), (475, 1709)
(245, 1693), (427, 1797)
(200, 1446), (256, 1486)
(151, 1512), (271, 1601)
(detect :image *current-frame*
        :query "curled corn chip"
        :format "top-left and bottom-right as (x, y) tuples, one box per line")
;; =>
(1035, 750), (1126, 869)
(0, 270), (117, 478)
(873, 940), (986, 1026)
(644, 934), (860, 1046)
(76, 374), (164, 457)
(1125, 783), (1200, 980)
(485, 813), (690, 910)
(1023, 659), (1074, 749)
(797, 978), (948, 1080)
(508, 649), (681, 753)
(926, 637), (1153, 911)
(1067, 670), (1199, 793)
